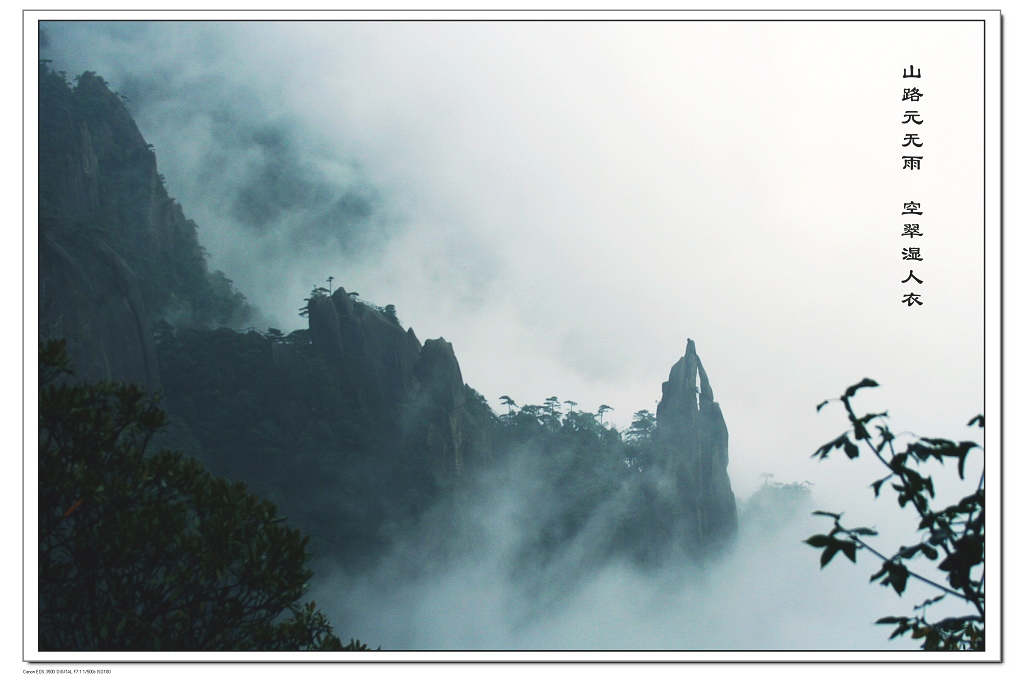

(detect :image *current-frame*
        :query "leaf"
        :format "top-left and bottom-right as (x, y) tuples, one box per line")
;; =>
(887, 562), (909, 595)
(870, 476), (890, 497)
(888, 622), (913, 640)
(914, 595), (945, 611)
(876, 424), (895, 443)
(922, 476), (935, 498)
(812, 510), (841, 520)
(844, 378), (879, 398)
(843, 439), (860, 459)
(967, 414), (984, 428)
(848, 527), (878, 536)
(812, 435), (851, 460)
(955, 441), (979, 479)
(805, 534), (831, 548)
(898, 544), (923, 559)
(839, 540), (858, 562)
(821, 544), (840, 568)
(816, 400), (829, 412)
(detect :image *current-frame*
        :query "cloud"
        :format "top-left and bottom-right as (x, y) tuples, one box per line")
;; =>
(311, 460), (918, 651)
(40, 21), (406, 328)
(39, 22), (984, 445)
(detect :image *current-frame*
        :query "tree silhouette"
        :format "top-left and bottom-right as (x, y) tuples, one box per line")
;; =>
(298, 286), (330, 318)
(37, 339), (366, 651)
(807, 379), (984, 650)
(542, 396), (562, 427)
(625, 409), (656, 443)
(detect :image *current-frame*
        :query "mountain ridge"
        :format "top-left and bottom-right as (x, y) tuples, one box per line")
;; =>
(37, 62), (739, 573)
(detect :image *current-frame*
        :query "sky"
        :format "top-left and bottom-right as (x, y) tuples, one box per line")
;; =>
(39, 20), (988, 497)
(35, 16), (994, 656)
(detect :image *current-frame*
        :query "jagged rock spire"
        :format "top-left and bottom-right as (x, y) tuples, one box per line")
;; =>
(652, 339), (737, 554)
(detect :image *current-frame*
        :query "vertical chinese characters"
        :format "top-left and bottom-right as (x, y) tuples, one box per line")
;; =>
(901, 65), (925, 306)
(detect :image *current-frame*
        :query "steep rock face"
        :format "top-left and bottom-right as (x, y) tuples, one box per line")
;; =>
(408, 338), (492, 478)
(306, 288), (489, 479)
(411, 338), (467, 478)
(38, 64), (250, 386)
(651, 339), (738, 554)
(39, 68), (207, 306)
(308, 287), (422, 418)
(39, 222), (160, 387)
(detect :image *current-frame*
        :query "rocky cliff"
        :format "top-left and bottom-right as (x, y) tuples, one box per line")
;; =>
(408, 337), (493, 479)
(308, 287), (422, 419)
(38, 62), (491, 568)
(651, 339), (738, 553)
(305, 287), (491, 481)
(37, 62), (733, 571)
(38, 64), (250, 385)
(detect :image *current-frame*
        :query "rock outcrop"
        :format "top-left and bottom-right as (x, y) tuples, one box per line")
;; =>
(305, 287), (490, 480)
(652, 339), (738, 553)
(38, 64), (250, 386)
(409, 338), (493, 478)
(308, 287), (421, 419)
(39, 69), (210, 300)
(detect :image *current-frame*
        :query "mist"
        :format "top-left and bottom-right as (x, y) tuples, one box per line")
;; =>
(308, 446), (930, 651)
(38, 19), (988, 651)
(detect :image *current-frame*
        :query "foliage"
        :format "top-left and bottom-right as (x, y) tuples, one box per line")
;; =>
(625, 409), (656, 444)
(38, 339), (363, 651)
(621, 410), (656, 470)
(152, 323), (391, 564)
(491, 395), (645, 568)
(499, 395), (517, 415)
(741, 478), (813, 533)
(299, 286), (401, 328)
(807, 379), (984, 651)
(153, 282), (693, 578)
(298, 286), (330, 317)
(382, 304), (400, 326)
